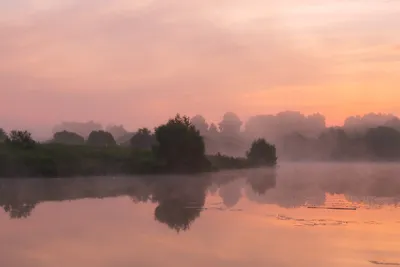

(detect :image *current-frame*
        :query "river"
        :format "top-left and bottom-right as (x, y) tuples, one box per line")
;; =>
(1, 163), (399, 267)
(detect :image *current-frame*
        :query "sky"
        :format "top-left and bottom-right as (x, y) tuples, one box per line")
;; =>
(1, 0), (400, 136)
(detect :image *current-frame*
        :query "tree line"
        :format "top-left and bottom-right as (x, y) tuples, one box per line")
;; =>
(0, 114), (277, 177)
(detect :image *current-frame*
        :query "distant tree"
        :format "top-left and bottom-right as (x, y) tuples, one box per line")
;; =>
(0, 128), (6, 142)
(385, 117), (400, 131)
(191, 115), (209, 134)
(116, 132), (135, 146)
(5, 130), (36, 149)
(365, 126), (400, 159)
(52, 131), (85, 145)
(130, 128), (155, 150)
(318, 128), (350, 159)
(105, 124), (128, 140)
(52, 121), (103, 138)
(246, 138), (277, 166)
(204, 123), (220, 154)
(208, 123), (219, 135)
(153, 114), (210, 172)
(86, 130), (116, 147)
(219, 112), (242, 135)
(344, 113), (397, 133)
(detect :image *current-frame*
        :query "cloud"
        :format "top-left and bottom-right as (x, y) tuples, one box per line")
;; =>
(1, 0), (400, 131)
(0, 0), (332, 131)
(1, 0), (327, 87)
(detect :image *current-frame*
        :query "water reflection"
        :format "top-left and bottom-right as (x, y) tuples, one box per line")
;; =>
(1, 163), (400, 232)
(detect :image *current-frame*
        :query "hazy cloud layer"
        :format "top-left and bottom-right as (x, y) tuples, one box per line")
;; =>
(1, 0), (400, 135)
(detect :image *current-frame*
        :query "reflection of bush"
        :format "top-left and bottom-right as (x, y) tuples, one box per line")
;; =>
(151, 176), (208, 232)
(247, 169), (277, 195)
(155, 199), (203, 232)
(2, 202), (37, 219)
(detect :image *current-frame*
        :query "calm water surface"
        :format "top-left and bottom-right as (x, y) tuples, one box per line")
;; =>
(1, 163), (400, 267)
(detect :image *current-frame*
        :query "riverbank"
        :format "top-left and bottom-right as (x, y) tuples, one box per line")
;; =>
(0, 143), (270, 178)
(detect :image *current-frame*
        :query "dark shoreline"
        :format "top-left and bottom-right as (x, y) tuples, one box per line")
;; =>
(0, 143), (275, 178)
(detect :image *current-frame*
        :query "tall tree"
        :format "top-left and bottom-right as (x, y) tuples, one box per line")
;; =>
(153, 114), (210, 172)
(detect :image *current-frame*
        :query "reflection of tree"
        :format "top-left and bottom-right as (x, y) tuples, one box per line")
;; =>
(2, 202), (37, 219)
(247, 168), (277, 195)
(219, 180), (242, 208)
(151, 176), (209, 232)
(2, 164), (400, 226)
(0, 180), (38, 219)
(154, 199), (202, 232)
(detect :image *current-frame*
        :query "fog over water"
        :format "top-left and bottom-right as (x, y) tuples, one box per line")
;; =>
(1, 163), (400, 267)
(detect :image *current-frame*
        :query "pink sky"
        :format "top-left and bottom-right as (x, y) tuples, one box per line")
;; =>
(1, 0), (400, 136)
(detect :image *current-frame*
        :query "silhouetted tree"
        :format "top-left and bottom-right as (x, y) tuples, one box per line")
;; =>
(6, 130), (36, 149)
(191, 115), (209, 134)
(365, 127), (400, 160)
(130, 128), (155, 150)
(53, 121), (103, 138)
(153, 114), (210, 172)
(246, 138), (277, 166)
(0, 128), (6, 142)
(318, 128), (350, 159)
(86, 130), (116, 147)
(52, 131), (85, 145)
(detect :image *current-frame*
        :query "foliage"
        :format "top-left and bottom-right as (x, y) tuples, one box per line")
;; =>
(208, 153), (248, 170)
(87, 130), (116, 147)
(105, 124), (128, 140)
(246, 138), (277, 166)
(364, 126), (400, 160)
(52, 131), (85, 145)
(0, 128), (6, 142)
(52, 121), (103, 138)
(153, 114), (211, 173)
(219, 112), (242, 135)
(191, 115), (209, 134)
(5, 130), (36, 149)
(130, 128), (155, 151)
(0, 143), (132, 177)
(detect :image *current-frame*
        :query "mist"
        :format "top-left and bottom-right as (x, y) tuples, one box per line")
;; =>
(19, 110), (397, 161)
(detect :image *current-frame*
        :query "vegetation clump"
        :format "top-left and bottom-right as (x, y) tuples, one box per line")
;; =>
(5, 130), (36, 149)
(247, 138), (277, 166)
(0, 115), (278, 178)
(52, 131), (85, 145)
(153, 115), (211, 173)
(87, 130), (116, 147)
